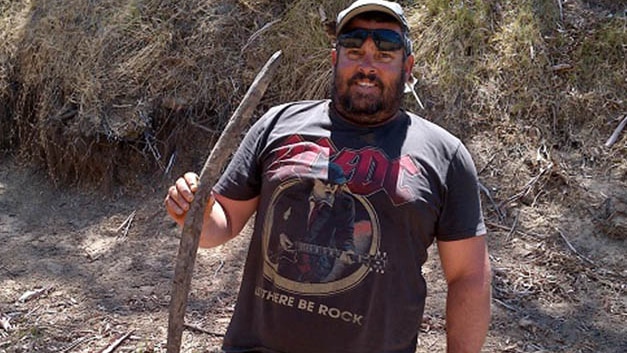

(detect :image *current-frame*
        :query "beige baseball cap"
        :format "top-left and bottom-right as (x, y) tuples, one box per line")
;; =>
(336, 0), (410, 35)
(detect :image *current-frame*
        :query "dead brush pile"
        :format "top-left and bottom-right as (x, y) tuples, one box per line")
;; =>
(0, 0), (360, 188)
(407, 0), (626, 239)
(0, 0), (624, 219)
(0, 0), (292, 187)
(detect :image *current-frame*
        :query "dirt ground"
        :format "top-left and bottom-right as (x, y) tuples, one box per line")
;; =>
(0, 150), (624, 353)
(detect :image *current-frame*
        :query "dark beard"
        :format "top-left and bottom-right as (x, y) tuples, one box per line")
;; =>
(331, 70), (405, 125)
(341, 72), (385, 115)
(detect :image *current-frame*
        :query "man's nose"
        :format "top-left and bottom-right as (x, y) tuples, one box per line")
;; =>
(358, 38), (378, 74)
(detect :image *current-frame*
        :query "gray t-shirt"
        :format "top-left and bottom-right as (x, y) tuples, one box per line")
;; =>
(213, 100), (486, 353)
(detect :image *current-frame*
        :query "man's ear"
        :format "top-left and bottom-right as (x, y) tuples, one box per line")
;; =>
(404, 54), (415, 80)
(331, 48), (337, 66)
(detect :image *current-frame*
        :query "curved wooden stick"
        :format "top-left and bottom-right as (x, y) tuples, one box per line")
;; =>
(166, 50), (282, 353)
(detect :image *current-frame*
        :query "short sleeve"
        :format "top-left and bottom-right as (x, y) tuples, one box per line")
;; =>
(436, 143), (486, 241)
(211, 110), (274, 200)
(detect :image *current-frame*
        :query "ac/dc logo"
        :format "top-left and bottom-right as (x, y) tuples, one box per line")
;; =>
(267, 135), (422, 206)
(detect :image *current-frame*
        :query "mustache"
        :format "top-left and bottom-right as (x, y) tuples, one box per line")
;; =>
(347, 72), (383, 88)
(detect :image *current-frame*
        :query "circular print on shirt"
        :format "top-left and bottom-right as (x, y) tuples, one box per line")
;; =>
(262, 178), (385, 296)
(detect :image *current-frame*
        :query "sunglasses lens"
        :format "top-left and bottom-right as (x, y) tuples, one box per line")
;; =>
(338, 29), (404, 52)
(373, 30), (404, 51)
(338, 37), (365, 49)
(338, 29), (367, 48)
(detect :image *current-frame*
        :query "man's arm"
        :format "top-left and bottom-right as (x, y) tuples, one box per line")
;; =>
(165, 172), (259, 248)
(199, 193), (259, 248)
(437, 235), (491, 353)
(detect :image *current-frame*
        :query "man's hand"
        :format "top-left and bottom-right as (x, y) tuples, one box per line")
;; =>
(339, 250), (356, 265)
(164, 172), (200, 226)
(279, 233), (294, 251)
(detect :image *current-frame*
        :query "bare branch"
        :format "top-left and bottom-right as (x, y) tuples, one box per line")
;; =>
(604, 115), (627, 148)
(100, 331), (133, 353)
(556, 228), (595, 265)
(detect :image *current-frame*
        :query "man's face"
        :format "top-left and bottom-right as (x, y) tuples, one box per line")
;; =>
(331, 18), (414, 126)
(311, 179), (339, 203)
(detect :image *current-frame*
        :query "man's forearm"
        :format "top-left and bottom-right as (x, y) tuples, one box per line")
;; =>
(445, 272), (491, 353)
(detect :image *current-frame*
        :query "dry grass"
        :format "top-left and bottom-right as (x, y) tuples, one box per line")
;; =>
(408, 1), (625, 226)
(0, 0), (624, 217)
(2, 0), (288, 185)
(1, 0), (624, 188)
(0, 0), (623, 229)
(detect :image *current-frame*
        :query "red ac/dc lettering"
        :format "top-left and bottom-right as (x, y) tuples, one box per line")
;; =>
(267, 136), (421, 205)
(268, 135), (331, 181)
(334, 149), (420, 205)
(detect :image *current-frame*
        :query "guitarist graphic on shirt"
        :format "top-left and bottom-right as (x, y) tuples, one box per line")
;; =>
(276, 164), (356, 283)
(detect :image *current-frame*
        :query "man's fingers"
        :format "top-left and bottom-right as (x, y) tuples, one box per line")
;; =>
(183, 172), (200, 192)
(175, 177), (195, 203)
(165, 194), (185, 216)
(164, 173), (201, 225)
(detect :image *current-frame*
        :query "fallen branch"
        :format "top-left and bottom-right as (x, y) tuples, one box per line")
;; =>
(556, 228), (595, 265)
(183, 323), (225, 337)
(17, 286), (54, 303)
(477, 153), (497, 175)
(116, 210), (136, 238)
(100, 331), (133, 353)
(501, 162), (553, 207)
(478, 181), (504, 221)
(60, 336), (95, 353)
(604, 115), (627, 148)
(485, 221), (547, 239)
(507, 211), (520, 241)
(493, 298), (518, 312)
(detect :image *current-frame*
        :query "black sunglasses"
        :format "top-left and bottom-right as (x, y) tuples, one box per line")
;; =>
(337, 28), (405, 52)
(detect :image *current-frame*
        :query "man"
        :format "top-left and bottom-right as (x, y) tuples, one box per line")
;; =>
(165, 1), (491, 352)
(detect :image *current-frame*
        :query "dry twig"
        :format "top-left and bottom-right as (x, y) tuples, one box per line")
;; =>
(551, 63), (572, 71)
(493, 298), (518, 312)
(60, 336), (96, 353)
(100, 331), (133, 353)
(507, 211), (520, 241)
(183, 323), (224, 337)
(502, 162), (554, 207)
(486, 221), (547, 239)
(213, 259), (225, 278)
(165, 152), (177, 176)
(556, 228), (595, 265)
(116, 210), (136, 238)
(17, 286), (54, 303)
(0, 265), (15, 278)
(477, 153), (497, 175)
(479, 181), (505, 221)
(604, 115), (627, 148)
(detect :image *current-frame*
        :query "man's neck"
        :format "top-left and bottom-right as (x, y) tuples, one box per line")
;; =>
(330, 102), (400, 127)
